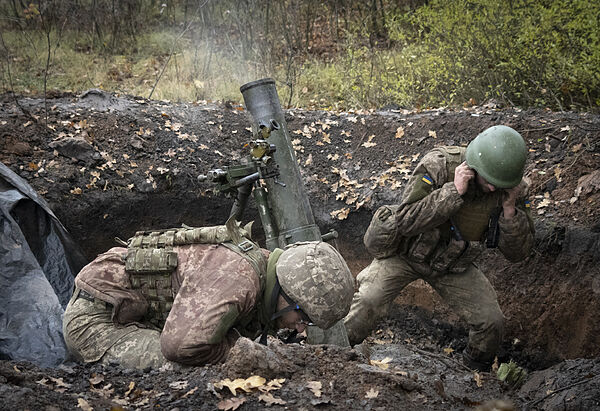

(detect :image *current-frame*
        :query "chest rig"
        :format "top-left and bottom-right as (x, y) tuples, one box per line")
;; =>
(442, 147), (502, 242)
(403, 147), (503, 274)
(123, 217), (266, 328)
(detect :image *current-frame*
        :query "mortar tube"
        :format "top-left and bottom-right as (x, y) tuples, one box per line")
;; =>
(240, 78), (321, 247)
(240, 78), (349, 347)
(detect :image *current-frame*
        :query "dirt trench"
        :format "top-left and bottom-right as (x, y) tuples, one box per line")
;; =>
(1, 91), (600, 409)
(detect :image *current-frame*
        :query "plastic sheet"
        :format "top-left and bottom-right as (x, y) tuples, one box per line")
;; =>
(0, 162), (87, 367)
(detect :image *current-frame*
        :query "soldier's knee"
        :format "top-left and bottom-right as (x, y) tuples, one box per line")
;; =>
(160, 335), (220, 365)
(477, 308), (504, 338)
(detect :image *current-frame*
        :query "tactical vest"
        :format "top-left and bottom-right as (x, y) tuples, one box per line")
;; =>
(441, 147), (502, 242)
(404, 146), (502, 274)
(364, 146), (502, 273)
(124, 217), (266, 328)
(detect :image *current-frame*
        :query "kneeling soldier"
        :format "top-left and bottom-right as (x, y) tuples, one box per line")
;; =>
(344, 125), (534, 371)
(63, 219), (354, 369)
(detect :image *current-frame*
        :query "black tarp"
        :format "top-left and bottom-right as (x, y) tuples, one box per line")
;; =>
(0, 162), (87, 367)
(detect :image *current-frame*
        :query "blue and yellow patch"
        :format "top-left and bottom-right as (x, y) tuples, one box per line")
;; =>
(421, 175), (434, 185)
(524, 200), (531, 208)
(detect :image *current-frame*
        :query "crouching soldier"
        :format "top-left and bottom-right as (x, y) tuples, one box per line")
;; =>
(63, 218), (354, 369)
(344, 125), (535, 371)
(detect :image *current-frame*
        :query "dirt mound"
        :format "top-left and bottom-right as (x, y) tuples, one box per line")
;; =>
(1, 91), (599, 409)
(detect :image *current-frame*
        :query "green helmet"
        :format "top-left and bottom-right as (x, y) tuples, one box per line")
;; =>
(276, 241), (354, 329)
(466, 125), (527, 189)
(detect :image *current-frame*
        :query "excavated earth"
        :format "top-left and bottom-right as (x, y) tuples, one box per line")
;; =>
(1, 90), (599, 410)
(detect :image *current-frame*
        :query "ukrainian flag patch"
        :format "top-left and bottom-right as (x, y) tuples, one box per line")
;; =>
(524, 200), (531, 208)
(421, 175), (433, 185)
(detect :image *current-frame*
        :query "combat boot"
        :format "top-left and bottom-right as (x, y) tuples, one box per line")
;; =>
(463, 346), (494, 372)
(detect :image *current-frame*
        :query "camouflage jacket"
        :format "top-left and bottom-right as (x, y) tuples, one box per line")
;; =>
(75, 244), (270, 364)
(366, 146), (534, 273)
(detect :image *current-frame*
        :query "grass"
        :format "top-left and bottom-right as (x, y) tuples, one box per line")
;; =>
(1, 29), (268, 104)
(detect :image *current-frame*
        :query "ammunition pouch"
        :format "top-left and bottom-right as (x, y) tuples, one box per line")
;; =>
(405, 228), (484, 275)
(364, 205), (402, 259)
(407, 229), (441, 263)
(124, 218), (265, 329)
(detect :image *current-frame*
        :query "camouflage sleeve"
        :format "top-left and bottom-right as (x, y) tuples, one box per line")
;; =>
(498, 199), (535, 262)
(394, 150), (464, 238)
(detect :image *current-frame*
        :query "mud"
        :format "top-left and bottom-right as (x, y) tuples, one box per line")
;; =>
(1, 90), (599, 409)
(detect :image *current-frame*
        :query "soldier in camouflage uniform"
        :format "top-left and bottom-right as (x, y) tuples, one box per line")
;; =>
(344, 125), (535, 371)
(63, 220), (354, 369)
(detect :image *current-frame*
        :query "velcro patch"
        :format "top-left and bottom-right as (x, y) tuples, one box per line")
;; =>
(524, 200), (531, 208)
(421, 175), (434, 185)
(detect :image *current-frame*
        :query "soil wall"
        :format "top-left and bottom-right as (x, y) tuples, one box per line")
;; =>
(1, 91), (599, 365)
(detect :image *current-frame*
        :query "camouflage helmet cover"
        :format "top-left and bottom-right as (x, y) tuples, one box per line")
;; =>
(276, 241), (354, 329)
(466, 125), (527, 189)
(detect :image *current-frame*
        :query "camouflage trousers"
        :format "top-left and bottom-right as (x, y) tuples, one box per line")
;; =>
(344, 255), (503, 360)
(63, 288), (170, 369)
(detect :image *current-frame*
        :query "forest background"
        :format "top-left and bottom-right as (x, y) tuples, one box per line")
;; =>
(0, 0), (599, 112)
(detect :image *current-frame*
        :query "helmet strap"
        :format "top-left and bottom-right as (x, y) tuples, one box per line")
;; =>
(259, 279), (302, 345)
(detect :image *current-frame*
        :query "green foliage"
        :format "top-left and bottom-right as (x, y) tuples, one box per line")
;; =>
(386, 0), (600, 109)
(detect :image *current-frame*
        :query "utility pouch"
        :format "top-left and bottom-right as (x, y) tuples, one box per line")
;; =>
(430, 237), (466, 272)
(449, 241), (484, 273)
(364, 205), (402, 259)
(407, 229), (441, 263)
(125, 248), (178, 273)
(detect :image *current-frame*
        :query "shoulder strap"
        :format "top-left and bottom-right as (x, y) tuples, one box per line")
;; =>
(221, 216), (267, 289)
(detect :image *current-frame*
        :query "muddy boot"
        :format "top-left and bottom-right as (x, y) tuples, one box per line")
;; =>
(463, 346), (494, 372)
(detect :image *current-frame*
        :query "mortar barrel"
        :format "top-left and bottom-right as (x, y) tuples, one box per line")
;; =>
(240, 78), (321, 248)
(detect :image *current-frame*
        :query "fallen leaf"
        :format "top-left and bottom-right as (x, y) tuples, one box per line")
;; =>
(36, 377), (50, 387)
(90, 383), (114, 398)
(305, 154), (313, 166)
(77, 398), (93, 411)
(125, 381), (135, 396)
(330, 207), (350, 220)
(258, 393), (287, 405)
(560, 125), (570, 132)
(554, 166), (562, 182)
(70, 187), (83, 195)
(443, 347), (455, 355)
(258, 379), (285, 393)
(214, 376), (266, 396)
(365, 388), (379, 398)
(492, 357), (499, 372)
(395, 127), (405, 139)
(362, 134), (377, 148)
(572, 143), (582, 152)
(428, 130), (437, 138)
(474, 372), (483, 387)
(13, 366), (21, 373)
(370, 357), (392, 370)
(536, 197), (551, 209)
(169, 380), (189, 390)
(306, 381), (322, 397)
(217, 397), (247, 410)
(89, 374), (104, 386)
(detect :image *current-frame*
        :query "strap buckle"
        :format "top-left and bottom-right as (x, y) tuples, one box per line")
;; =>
(238, 239), (254, 252)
